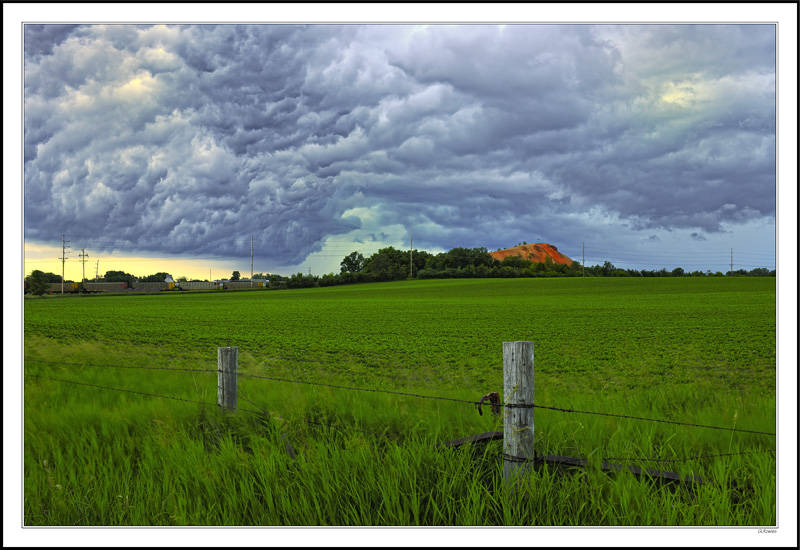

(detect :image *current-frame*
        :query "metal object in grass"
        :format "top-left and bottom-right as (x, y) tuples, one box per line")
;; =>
(476, 391), (501, 417)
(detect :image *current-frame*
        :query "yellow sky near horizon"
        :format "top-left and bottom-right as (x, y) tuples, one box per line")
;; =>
(23, 242), (257, 282)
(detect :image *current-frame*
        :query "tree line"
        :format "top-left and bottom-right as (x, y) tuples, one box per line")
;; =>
(266, 246), (776, 290)
(24, 246), (776, 295)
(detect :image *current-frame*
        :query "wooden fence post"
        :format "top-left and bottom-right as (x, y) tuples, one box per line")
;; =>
(503, 341), (535, 482)
(218, 346), (238, 413)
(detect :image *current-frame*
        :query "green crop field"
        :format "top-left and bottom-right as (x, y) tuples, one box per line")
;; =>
(22, 277), (777, 526)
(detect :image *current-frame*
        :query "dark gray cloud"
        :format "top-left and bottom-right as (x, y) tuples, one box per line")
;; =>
(23, 24), (776, 270)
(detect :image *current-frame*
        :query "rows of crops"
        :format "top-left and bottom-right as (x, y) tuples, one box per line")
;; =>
(24, 277), (777, 393)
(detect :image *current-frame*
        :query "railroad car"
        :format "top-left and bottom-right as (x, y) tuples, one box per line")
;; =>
(133, 281), (173, 291)
(26, 277), (270, 294)
(46, 282), (79, 294)
(180, 281), (221, 290)
(217, 279), (269, 289)
(84, 282), (128, 293)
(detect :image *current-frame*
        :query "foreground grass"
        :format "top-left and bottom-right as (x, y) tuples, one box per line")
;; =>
(23, 342), (775, 526)
(23, 406), (775, 526)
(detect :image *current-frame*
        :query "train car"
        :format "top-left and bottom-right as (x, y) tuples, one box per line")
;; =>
(222, 280), (268, 289)
(132, 281), (172, 291)
(46, 282), (79, 294)
(180, 281), (220, 290)
(84, 282), (128, 293)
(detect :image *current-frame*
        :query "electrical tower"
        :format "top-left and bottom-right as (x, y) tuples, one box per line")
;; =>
(409, 232), (413, 279)
(79, 248), (89, 287)
(58, 235), (70, 294)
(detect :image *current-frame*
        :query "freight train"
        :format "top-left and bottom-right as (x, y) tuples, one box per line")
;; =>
(25, 279), (268, 294)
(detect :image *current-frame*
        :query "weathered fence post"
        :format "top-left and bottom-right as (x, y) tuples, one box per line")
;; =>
(218, 346), (238, 413)
(503, 341), (535, 482)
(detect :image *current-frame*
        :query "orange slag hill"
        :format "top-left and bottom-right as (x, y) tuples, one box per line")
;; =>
(489, 243), (575, 265)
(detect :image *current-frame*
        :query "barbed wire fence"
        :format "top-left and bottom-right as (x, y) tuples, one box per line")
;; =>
(24, 347), (776, 470)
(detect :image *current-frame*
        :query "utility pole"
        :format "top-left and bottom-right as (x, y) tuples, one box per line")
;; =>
(95, 260), (99, 282)
(730, 248), (733, 276)
(58, 235), (70, 294)
(79, 248), (89, 288)
(409, 232), (413, 279)
(582, 242), (585, 277)
(251, 234), (254, 287)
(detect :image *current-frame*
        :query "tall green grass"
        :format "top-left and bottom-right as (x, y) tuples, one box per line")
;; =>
(24, 341), (775, 526)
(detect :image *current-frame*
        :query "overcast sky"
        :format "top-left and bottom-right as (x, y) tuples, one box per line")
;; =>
(19, 21), (782, 277)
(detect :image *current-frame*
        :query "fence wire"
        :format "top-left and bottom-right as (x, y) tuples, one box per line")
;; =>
(233, 370), (776, 437)
(26, 358), (777, 437)
(26, 359), (215, 373)
(601, 449), (776, 463)
(26, 373), (214, 406)
(26, 371), (775, 466)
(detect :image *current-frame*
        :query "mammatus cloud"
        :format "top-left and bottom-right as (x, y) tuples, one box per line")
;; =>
(24, 24), (775, 269)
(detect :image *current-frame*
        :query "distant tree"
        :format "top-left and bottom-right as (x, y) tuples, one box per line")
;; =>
(439, 247), (494, 270)
(672, 267), (685, 277)
(26, 270), (50, 295)
(139, 272), (172, 283)
(32, 271), (63, 283)
(366, 252), (390, 273)
(340, 251), (365, 273)
(498, 266), (520, 278)
(104, 270), (136, 285)
(230, 271), (241, 281)
(286, 272), (318, 289)
(411, 249), (434, 277)
(362, 247), (408, 281)
(500, 254), (532, 270)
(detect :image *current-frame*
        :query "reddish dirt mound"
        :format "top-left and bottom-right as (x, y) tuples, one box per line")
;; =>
(489, 243), (575, 265)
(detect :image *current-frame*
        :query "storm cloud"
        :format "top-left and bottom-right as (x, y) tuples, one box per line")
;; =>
(23, 24), (776, 270)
